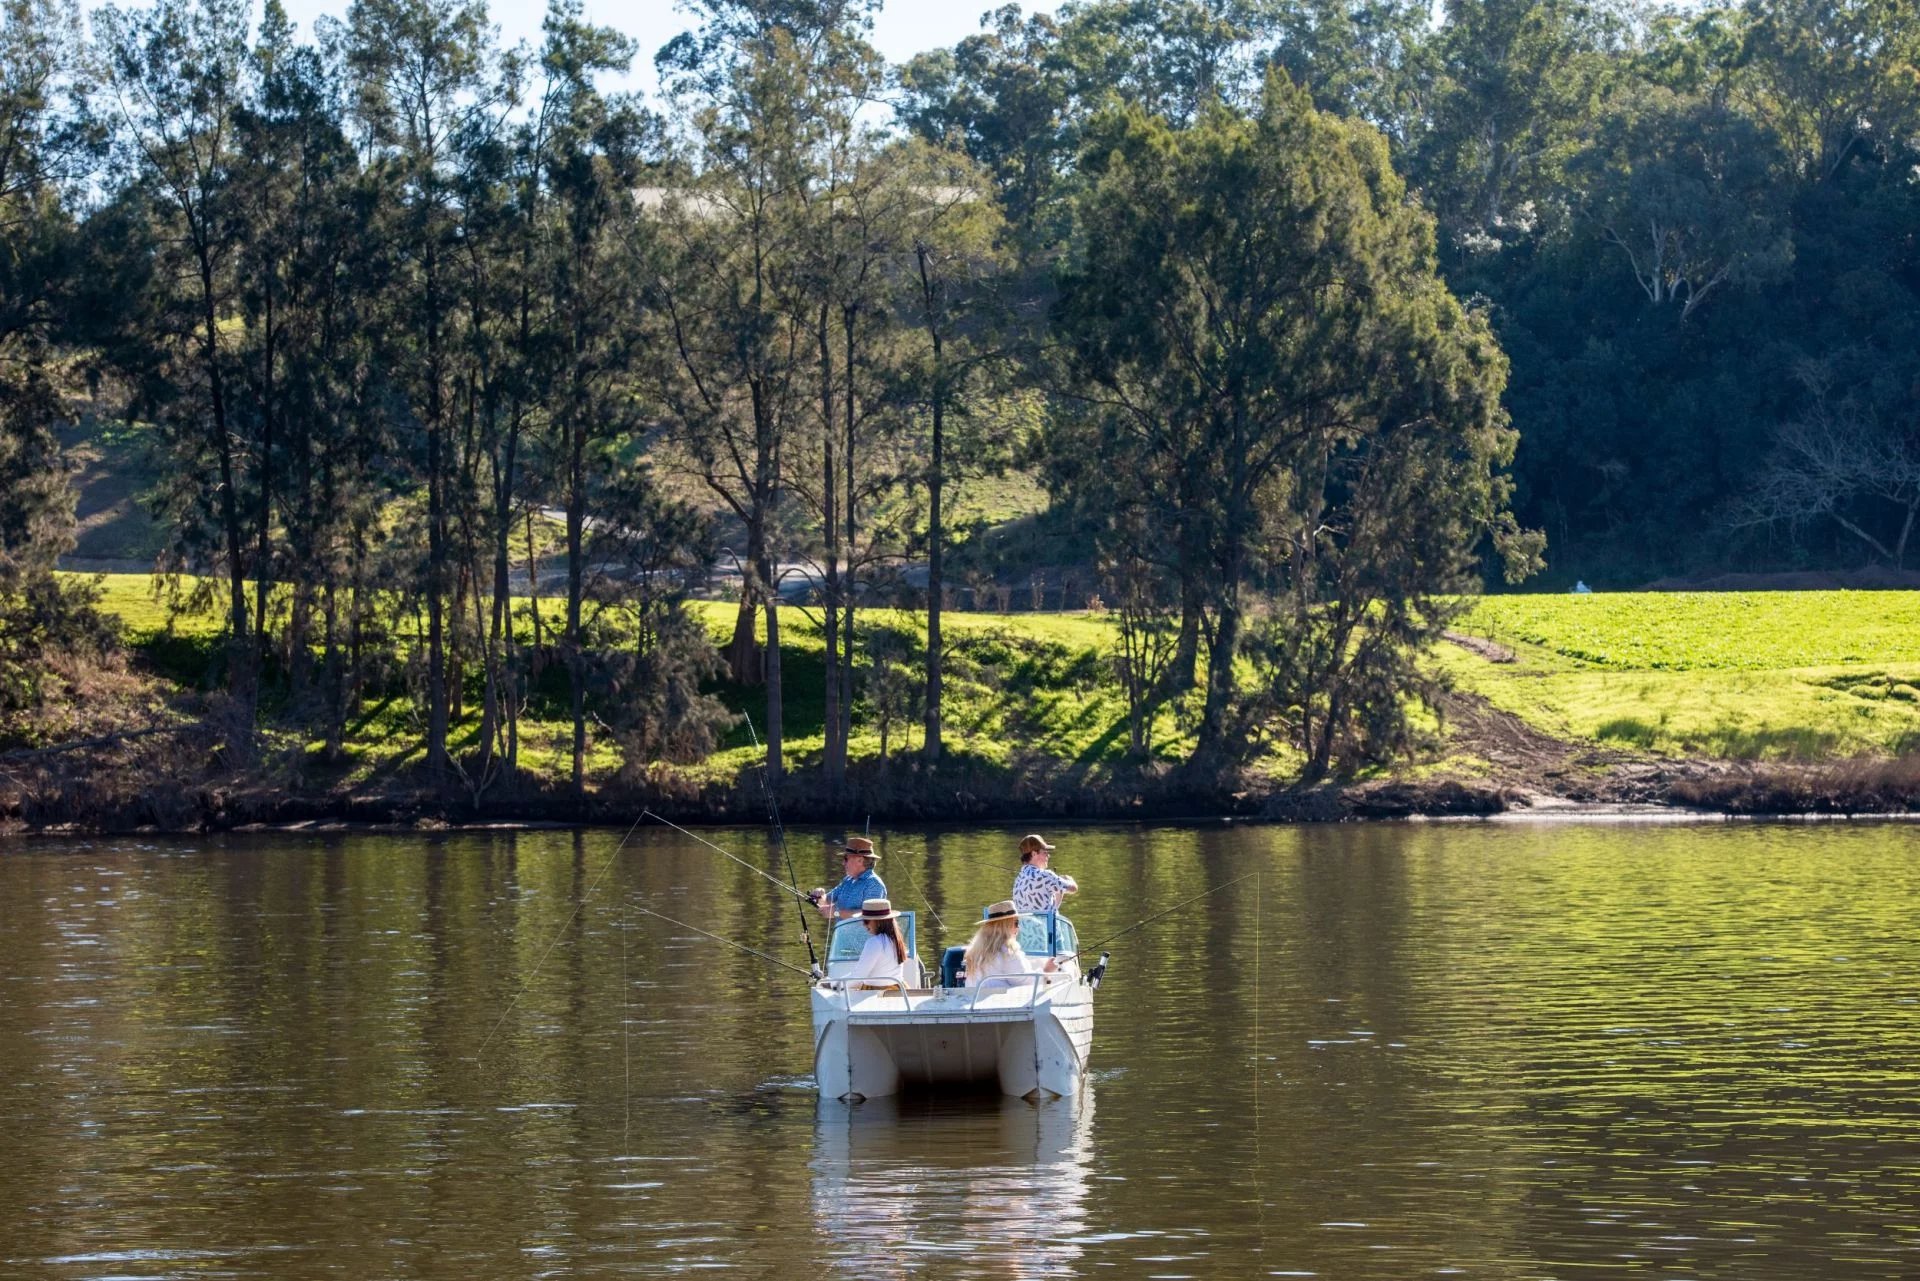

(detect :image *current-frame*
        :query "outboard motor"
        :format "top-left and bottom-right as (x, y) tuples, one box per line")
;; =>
(939, 945), (968, 989)
(1085, 952), (1110, 989)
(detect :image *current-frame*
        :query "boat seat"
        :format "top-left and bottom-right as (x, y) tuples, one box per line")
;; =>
(939, 945), (967, 989)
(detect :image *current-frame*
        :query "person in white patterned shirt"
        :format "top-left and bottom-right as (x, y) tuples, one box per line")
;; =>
(1010, 834), (1078, 914)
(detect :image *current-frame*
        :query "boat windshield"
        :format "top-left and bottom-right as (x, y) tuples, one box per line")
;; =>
(1005, 911), (1076, 957)
(828, 913), (916, 962)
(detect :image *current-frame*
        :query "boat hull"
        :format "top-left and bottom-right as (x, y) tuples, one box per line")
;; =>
(811, 982), (1094, 1100)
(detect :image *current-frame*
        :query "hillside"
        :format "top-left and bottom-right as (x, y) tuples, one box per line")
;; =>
(5, 579), (1918, 832)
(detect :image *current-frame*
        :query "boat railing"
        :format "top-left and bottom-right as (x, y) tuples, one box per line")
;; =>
(816, 971), (1063, 1013)
(964, 972), (1049, 1010)
(816, 976), (920, 1012)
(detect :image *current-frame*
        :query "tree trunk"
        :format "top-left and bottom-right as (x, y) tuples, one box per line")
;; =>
(525, 508), (545, 659)
(200, 250), (254, 740)
(424, 241), (450, 774)
(321, 575), (339, 757)
(254, 274), (276, 684)
(924, 386), (944, 761)
(842, 305), (858, 760)
(1832, 512), (1894, 563)
(819, 305), (844, 786)
(345, 524), (367, 730)
(918, 249), (945, 762)
(1193, 510), (1247, 766)
(288, 361), (315, 704)
(1169, 571), (1202, 692)
(486, 416), (520, 777)
(764, 560), (784, 786)
(567, 418), (587, 794)
(1305, 683), (1344, 783)
(728, 512), (766, 684)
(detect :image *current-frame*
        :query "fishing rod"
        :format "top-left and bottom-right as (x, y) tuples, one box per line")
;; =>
(631, 903), (817, 979)
(745, 712), (821, 975)
(639, 808), (813, 905)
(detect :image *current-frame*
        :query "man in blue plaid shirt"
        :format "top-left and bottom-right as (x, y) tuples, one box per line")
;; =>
(812, 836), (886, 920)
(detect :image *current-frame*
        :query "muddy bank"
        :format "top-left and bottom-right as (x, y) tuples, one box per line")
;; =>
(4, 708), (1915, 837)
(5, 756), (1915, 837)
(0, 740), (1519, 835)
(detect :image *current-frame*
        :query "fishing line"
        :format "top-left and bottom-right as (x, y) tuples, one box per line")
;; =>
(1253, 864), (1264, 1250)
(621, 891), (632, 1147)
(887, 841), (947, 933)
(745, 712), (821, 972)
(476, 812), (645, 1063)
(1063, 870), (1258, 963)
(631, 902), (817, 978)
(640, 808), (813, 903)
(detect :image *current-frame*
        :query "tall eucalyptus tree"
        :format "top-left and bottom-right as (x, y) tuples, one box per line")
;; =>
(652, 0), (880, 783)
(97, 0), (258, 731)
(344, 0), (512, 773)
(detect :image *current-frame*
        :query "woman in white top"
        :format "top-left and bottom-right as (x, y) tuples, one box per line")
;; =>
(963, 900), (1058, 988)
(844, 898), (909, 983)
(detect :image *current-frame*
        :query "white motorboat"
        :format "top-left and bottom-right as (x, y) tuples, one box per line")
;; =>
(810, 910), (1103, 1101)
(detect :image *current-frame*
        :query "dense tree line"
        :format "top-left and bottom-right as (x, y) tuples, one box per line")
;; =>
(902, 0), (1920, 582)
(3, 0), (1909, 789)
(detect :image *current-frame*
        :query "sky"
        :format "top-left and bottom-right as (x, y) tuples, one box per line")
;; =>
(266, 0), (1062, 97)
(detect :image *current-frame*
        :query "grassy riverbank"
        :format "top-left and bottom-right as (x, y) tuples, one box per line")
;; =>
(5, 578), (1918, 831)
(69, 576), (1195, 783)
(1449, 591), (1920, 760)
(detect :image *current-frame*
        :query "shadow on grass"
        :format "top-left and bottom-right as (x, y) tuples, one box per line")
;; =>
(132, 630), (224, 689)
(1597, 714), (1843, 760)
(709, 643), (829, 750)
(705, 626), (1142, 766)
(1595, 717), (1662, 749)
(1698, 725), (1844, 760)
(119, 604), (1161, 787)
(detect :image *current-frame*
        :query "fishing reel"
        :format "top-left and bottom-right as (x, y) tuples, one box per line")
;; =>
(1086, 952), (1110, 989)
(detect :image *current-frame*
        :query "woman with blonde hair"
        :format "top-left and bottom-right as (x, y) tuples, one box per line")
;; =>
(963, 901), (1057, 988)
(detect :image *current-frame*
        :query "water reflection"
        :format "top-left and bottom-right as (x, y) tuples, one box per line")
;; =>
(811, 1091), (1094, 1279)
(4, 822), (1920, 1278)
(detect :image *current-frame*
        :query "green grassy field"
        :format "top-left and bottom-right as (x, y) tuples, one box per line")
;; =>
(1449, 591), (1920, 760)
(67, 574), (1920, 779)
(65, 573), (1193, 787)
(686, 601), (1193, 782)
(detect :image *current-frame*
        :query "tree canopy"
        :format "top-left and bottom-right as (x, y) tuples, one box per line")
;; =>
(5, 0), (1914, 791)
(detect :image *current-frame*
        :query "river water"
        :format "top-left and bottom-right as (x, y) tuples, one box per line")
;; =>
(2, 821), (1918, 1279)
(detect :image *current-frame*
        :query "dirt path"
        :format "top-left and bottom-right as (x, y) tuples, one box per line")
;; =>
(1441, 630), (1515, 663)
(1434, 689), (1736, 808)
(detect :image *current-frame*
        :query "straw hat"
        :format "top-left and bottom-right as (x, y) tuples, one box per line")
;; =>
(1018, 834), (1055, 859)
(842, 836), (878, 859)
(859, 898), (901, 921)
(983, 899), (1019, 921)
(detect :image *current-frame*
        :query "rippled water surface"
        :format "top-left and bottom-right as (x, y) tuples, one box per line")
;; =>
(4, 821), (1920, 1279)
